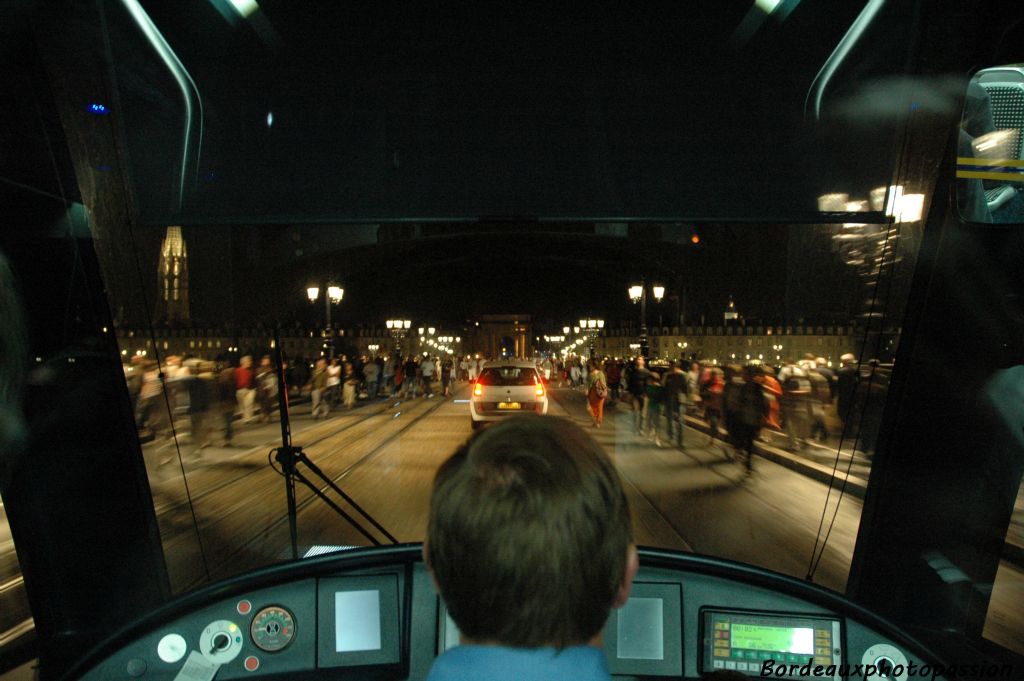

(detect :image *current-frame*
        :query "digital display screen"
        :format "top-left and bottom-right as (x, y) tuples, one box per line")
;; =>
(702, 610), (842, 679)
(335, 590), (382, 652)
(729, 623), (813, 655)
(617, 597), (664, 660)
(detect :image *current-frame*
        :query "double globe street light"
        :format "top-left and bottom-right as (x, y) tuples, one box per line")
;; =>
(386, 319), (412, 357)
(628, 278), (664, 359)
(579, 318), (604, 358)
(307, 283), (344, 358)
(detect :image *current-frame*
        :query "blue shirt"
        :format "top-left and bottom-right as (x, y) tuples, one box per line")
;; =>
(426, 644), (611, 681)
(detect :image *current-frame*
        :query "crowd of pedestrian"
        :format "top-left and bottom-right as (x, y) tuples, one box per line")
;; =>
(539, 352), (884, 475)
(124, 349), (884, 474)
(124, 352), (496, 459)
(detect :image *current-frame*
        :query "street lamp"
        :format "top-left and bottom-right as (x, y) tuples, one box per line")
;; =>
(307, 282), (344, 358)
(628, 277), (664, 359)
(578, 318), (604, 358)
(386, 319), (411, 356)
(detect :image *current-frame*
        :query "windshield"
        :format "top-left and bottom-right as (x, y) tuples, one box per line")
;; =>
(2, 1), (1023, 676)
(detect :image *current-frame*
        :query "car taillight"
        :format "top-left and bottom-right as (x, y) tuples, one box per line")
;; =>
(474, 382), (483, 396)
(534, 376), (545, 397)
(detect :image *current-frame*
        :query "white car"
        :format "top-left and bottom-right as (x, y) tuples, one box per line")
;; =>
(470, 360), (549, 428)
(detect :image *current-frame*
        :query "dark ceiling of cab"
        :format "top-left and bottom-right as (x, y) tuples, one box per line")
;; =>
(114, 1), (909, 224)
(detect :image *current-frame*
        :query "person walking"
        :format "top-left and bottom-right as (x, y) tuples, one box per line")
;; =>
(234, 355), (256, 423)
(441, 357), (454, 397)
(421, 355), (437, 398)
(755, 365), (784, 443)
(363, 357), (380, 399)
(733, 366), (768, 474)
(382, 355), (396, 396)
(778, 359), (812, 451)
(343, 361), (358, 408)
(255, 355), (277, 423)
(700, 365), (725, 446)
(626, 357), (651, 434)
(645, 370), (665, 446)
(310, 358), (329, 419)
(586, 359), (607, 428)
(403, 356), (419, 398)
(326, 358), (342, 406)
(216, 362), (237, 444)
(662, 360), (687, 447)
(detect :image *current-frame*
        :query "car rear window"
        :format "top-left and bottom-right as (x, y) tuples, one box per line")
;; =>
(478, 367), (538, 386)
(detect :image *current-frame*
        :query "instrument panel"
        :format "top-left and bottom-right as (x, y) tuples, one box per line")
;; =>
(68, 546), (948, 680)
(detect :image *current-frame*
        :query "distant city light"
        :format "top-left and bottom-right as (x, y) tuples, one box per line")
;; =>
(266, 111), (273, 127)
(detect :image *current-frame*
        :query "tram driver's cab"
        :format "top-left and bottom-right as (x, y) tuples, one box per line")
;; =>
(2, 2), (1024, 681)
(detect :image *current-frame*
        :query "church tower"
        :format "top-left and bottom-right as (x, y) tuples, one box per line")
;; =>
(157, 226), (190, 323)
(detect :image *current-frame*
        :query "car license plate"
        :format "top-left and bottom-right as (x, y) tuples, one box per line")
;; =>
(498, 402), (521, 410)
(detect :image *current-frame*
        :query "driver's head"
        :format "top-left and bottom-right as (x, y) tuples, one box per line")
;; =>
(426, 415), (636, 649)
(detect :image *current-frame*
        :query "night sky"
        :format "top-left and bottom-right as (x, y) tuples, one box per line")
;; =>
(106, 2), (895, 333)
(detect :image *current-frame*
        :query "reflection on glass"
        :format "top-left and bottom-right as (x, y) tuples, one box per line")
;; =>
(957, 65), (1024, 223)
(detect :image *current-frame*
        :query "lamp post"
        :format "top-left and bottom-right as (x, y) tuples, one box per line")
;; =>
(628, 278), (664, 359)
(578, 318), (604, 358)
(386, 319), (411, 357)
(544, 334), (566, 355)
(307, 283), (344, 358)
(417, 327), (436, 356)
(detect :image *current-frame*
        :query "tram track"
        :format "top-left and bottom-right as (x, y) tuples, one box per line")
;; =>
(0, 392), (462, 653)
(149, 396), (408, 518)
(546, 390), (696, 553)
(169, 388), (459, 591)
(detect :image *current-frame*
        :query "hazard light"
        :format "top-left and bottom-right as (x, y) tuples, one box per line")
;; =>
(474, 382), (483, 396)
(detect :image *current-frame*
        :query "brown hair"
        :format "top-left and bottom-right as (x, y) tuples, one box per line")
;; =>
(426, 415), (632, 648)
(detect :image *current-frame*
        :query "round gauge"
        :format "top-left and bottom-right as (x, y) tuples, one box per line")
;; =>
(250, 606), (296, 653)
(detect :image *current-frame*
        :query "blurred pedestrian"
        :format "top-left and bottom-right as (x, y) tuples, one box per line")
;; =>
(343, 361), (358, 408)
(310, 358), (329, 419)
(626, 357), (651, 434)
(442, 357), (453, 397)
(733, 366), (768, 474)
(363, 356), (380, 399)
(255, 355), (277, 422)
(700, 365), (725, 445)
(421, 355), (436, 398)
(234, 355), (256, 423)
(836, 353), (858, 426)
(778, 359), (812, 451)
(645, 370), (665, 446)
(326, 358), (342, 406)
(404, 356), (419, 398)
(586, 359), (607, 428)
(755, 365), (783, 443)
(663, 360), (687, 447)
(216, 362), (236, 443)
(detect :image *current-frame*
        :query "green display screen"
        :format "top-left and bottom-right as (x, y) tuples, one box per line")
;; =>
(729, 624), (814, 654)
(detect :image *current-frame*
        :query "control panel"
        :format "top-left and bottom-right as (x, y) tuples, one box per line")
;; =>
(69, 546), (951, 680)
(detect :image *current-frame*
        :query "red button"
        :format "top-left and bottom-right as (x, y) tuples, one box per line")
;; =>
(244, 656), (259, 672)
(237, 600), (252, 615)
